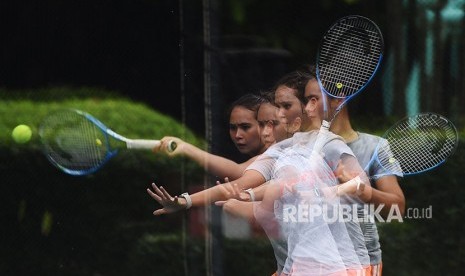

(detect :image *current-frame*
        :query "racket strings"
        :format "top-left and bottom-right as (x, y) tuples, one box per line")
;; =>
(388, 126), (434, 173)
(318, 17), (383, 98)
(385, 116), (457, 174)
(80, 115), (106, 168)
(41, 111), (108, 172)
(320, 33), (380, 96)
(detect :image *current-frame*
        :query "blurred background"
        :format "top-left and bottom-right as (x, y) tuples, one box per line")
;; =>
(1, 0), (464, 275)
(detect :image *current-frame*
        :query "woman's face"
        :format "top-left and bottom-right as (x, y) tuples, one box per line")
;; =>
(257, 102), (287, 145)
(274, 85), (310, 132)
(229, 106), (264, 156)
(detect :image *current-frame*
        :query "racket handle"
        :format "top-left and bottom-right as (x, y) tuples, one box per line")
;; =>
(127, 139), (161, 149)
(312, 120), (330, 154)
(126, 139), (177, 152)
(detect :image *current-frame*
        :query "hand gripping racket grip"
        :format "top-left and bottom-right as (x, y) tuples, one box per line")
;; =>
(167, 140), (177, 152)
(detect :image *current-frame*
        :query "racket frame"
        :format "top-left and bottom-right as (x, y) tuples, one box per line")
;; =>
(366, 113), (459, 178)
(316, 15), (384, 126)
(40, 109), (175, 176)
(312, 15), (384, 154)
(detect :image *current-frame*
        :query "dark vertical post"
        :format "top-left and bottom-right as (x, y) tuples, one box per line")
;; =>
(178, 2), (189, 275)
(386, 0), (407, 115)
(203, 0), (223, 275)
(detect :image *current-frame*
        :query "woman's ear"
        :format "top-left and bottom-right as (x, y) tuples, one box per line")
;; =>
(330, 98), (344, 110)
(289, 117), (302, 133)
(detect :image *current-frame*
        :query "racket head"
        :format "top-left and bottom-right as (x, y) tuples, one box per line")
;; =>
(316, 15), (384, 99)
(39, 109), (117, 176)
(376, 113), (459, 176)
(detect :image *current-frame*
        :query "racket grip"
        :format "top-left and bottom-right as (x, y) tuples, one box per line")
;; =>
(127, 139), (161, 150)
(312, 121), (330, 154)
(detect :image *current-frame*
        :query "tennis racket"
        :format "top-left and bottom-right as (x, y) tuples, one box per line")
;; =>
(366, 112), (459, 178)
(313, 15), (384, 153)
(39, 108), (177, 176)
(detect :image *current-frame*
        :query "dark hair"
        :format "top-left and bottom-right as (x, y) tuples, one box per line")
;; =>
(227, 93), (265, 119)
(272, 64), (316, 104)
(259, 90), (275, 104)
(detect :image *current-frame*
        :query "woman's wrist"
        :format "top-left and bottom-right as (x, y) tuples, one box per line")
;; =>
(360, 184), (373, 202)
(337, 176), (364, 197)
(179, 193), (192, 209)
(244, 188), (255, 202)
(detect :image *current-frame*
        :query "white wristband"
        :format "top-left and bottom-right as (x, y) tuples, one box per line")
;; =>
(337, 176), (363, 197)
(180, 192), (192, 209)
(245, 188), (255, 202)
(354, 176), (364, 195)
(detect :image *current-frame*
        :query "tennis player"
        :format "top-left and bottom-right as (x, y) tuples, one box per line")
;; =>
(148, 68), (373, 275)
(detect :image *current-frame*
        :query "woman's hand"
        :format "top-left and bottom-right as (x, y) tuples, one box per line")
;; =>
(146, 183), (187, 215)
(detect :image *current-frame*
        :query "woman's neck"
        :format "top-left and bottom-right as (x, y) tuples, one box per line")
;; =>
(330, 113), (358, 143)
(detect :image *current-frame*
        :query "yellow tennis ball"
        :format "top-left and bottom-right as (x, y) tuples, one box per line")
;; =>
(12, 124), (32, 144)
(336, 83), (343, 89)
(96, 138), (102, 146)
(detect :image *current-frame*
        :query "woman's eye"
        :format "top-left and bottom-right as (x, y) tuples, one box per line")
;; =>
(238, 124), (251, 131)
